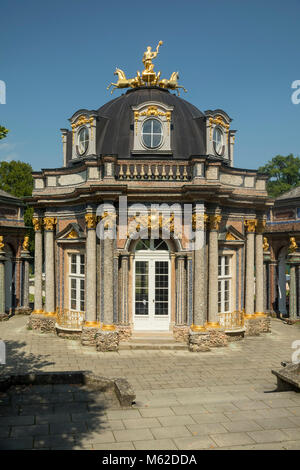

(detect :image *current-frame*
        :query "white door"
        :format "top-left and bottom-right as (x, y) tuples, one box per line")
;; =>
(133, 242), (170, 331)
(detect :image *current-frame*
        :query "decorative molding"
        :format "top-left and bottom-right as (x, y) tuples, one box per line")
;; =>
(134, 106), (171, 136)
(226, 232), (238, 241)
(67, 229), (79, 239)
(209, 115), (230, 139)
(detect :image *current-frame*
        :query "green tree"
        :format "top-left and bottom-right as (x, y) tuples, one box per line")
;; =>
(0, 160), (34, 250)
(0, 126), (9, 140)
(258, 154), (300, 198)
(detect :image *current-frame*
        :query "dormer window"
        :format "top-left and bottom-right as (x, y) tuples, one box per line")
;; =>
(77, 127), (89, 156)
(131, 102), (173, 154)
(213, 127), (224, 156)
(142, 119), (163, 149)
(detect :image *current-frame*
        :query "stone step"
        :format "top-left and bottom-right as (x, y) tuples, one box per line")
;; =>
(119, 341), (188, 351)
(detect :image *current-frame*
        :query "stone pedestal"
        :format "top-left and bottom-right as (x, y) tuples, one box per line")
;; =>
(244, 316), (271, 336)
(116, 324), (132, 342)
(27, 313), (56, 333)
(96, 330), (119, 352)
(173, 325), (189, 343)
(81, 326), (100, 346)
(189, 327), (227, 352)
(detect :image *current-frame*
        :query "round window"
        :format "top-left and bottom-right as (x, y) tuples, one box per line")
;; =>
(142, 119), (163, 149)
(213, 127), (224, 156)
(77, 127), (89, 156)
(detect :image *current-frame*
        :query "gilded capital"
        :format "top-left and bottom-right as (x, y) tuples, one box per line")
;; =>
(208, 214), (222, 231)
(43, 217), (57, 231)
(244, 219), (257, 233)
(32, 217), (43, 231)
(0, 236), (4, 251)
(85, 213), (97, 229)
(192, 213), (207, 231)
(256, 219), (266, 234)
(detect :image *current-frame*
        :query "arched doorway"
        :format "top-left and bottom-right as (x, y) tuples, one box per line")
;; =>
(133, 239), (171, 331)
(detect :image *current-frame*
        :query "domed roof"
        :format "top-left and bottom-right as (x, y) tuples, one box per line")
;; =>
(96, 87), (206, 160)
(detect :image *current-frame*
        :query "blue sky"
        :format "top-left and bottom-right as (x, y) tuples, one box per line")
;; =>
(0, 0), (300, 171)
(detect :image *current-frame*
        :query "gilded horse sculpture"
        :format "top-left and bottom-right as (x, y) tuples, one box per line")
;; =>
(159, 72), (187, 96)
(107, 68), (141, 94)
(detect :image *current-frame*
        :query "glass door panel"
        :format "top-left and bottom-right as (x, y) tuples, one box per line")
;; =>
(135, 261), (149, 316)
(154, 261), (169, 316)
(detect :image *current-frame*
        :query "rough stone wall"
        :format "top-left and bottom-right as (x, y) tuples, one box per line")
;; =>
(116, 325), (132, 342)
(96, 331), (119, 352)
(189, 328), (228, 352)
(57, 329), (82, 341)
(14, 307), (32, 316)
(244, 316), (271, 336)
(27, 314), (56, 333)
(173, 325), (189, 343)
(81, 326), (100, 346)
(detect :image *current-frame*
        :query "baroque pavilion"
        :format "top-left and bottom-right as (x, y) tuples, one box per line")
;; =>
(27, 42), (273, 351)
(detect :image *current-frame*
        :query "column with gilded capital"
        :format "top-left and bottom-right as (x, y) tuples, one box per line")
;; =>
(244, 219), (256, 316)
(207, 213), (222, 327)
(102, 237), (115, 330)
(32, 218), (43, 313)
(43, 217), (57, 316)
(255, 219), (266, 316)
(120, 253), (129, 324)
(192, 204), (207, 331)
(85, 213), (98, 326)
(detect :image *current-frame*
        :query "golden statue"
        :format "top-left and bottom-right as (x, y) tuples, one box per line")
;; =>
(289, 237), (298, 253)
(107, 41), (187, 95)
(0, 236), (4, 251)
(23, 236), (29, 251)
(263, 236), (269, 252)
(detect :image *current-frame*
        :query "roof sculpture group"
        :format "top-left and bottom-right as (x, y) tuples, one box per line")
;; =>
(107, 41), (187, 96)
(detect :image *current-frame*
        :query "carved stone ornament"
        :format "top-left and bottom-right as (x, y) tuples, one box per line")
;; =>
(208, 214), (222, 231)
(244, 219), (257, 233)
(43, 217), (57, 231)
(32, 217), (43, 231)
(85, 213), (97, 229)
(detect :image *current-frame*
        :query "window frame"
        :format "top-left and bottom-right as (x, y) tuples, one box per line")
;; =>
(69, 253), (85, 312)
(213, 126), (225, 156)
(141, 118), (163, 150)
(218, 254), (232, 313)
(77, 126), (89, 156)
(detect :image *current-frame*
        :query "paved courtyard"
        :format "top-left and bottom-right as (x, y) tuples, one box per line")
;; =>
(1, 316), (300, 450)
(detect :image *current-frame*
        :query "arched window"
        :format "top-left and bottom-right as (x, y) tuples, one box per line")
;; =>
(135, 239), (169, 252)
(141, 119), (163, 149)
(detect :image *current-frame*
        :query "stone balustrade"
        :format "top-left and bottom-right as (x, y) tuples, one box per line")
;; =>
(116, 162), (191, 181)
(218, 311), (245, 331)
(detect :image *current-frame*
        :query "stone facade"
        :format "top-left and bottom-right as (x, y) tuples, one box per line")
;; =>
(189, 328), (228, 352)
(96, 331), (119, 352)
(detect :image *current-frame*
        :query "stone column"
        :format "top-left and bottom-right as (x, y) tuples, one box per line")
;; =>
(287, 248), (300, 319)
(263, 239), (271, 313)
(176, 254), (186, 325)
(84, 213), (98, 326)
(32, 218), (43, 313)
(255, 220), (267, 317)
(0, 243), (6, 315)
(207, 213), (222, 327)
(244, 219), (256, 317)
(43, 217), (57, 316)
(120, 253), (129, 324)
(186, 253), (193, 326)
(102, 237), (115, 330)
(20, 245), (31, 309)
(192, 204), (207, 331)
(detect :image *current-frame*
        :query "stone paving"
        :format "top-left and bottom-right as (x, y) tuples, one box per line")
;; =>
(1, 316), (300, 449)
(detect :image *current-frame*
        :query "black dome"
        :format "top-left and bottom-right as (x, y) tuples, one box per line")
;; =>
(96, 87), (206, 160)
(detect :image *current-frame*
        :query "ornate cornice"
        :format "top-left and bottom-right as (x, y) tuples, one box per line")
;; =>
(85, 213), (97, 230)
(43, 217), (57, 231)
(208, 214), (222, 231)
(32, 217), (43, 232)
(244, 219), (257, 233)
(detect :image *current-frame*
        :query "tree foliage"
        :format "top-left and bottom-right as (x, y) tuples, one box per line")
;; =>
(0, 126), (9, 140)
(0, 160), (34, 251)
(258, 154), (300, 198)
